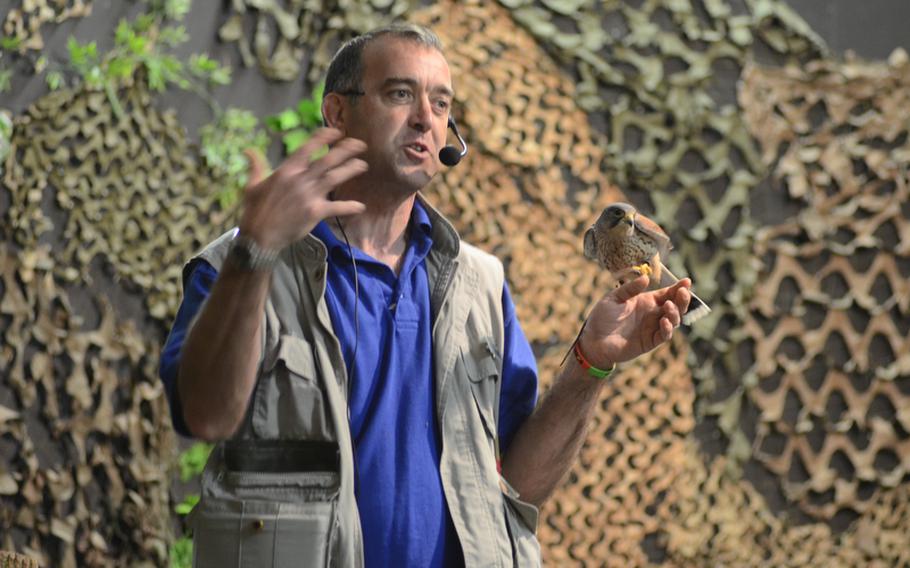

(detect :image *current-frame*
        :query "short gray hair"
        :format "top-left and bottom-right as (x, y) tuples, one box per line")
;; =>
(324, 23), (444, 102)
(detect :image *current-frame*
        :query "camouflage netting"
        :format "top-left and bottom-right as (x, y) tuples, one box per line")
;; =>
(2, 0), (93, 52)
(739, 53), (910, 520)
(0, 84), (229, 564)
(3, 86), (229, 321)
(0, 245), (172, 566)
(2, 0), (910, 565)
(218, 0), (420, 82)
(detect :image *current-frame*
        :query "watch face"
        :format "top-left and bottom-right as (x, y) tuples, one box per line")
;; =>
(230, 236), (276, 271)
(232, 241), (253, 264)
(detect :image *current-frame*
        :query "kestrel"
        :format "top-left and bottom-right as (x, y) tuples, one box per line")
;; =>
(584, 202), (711, 324)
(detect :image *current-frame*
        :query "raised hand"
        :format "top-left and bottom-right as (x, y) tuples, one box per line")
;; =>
(238, 128), (369, 250)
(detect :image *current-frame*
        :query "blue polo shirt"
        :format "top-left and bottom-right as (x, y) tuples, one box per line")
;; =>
(159, 202), (539, 567)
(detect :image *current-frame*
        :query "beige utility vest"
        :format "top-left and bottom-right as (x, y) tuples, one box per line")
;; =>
(187, 199), (541, 567)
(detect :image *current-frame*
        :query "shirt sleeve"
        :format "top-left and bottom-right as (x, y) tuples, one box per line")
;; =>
(159, 259), (218, 437)
(497, 281), (539, 453)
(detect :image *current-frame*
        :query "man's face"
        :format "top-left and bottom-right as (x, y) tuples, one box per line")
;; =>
(344, 37), (453, 193)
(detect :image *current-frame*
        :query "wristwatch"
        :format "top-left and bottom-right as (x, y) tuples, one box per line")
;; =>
(229, 235), (280, 272)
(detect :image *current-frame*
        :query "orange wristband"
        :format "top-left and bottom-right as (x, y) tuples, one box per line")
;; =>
(573, 341), (615, 379)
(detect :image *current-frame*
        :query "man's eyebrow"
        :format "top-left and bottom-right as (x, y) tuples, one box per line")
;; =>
(381, 77), (454, 98)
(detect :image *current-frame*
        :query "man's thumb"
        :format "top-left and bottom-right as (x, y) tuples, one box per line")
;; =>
(613, 274), (649, 303)
(243, 148), (268, 188)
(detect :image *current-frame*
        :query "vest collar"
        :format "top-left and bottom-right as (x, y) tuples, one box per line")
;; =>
(296, 193), (461, 265)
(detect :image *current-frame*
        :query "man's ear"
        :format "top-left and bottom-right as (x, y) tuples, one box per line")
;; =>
(322, 93), (345, 129)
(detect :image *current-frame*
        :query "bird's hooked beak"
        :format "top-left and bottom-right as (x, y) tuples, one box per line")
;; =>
(624, 211), (636, 229)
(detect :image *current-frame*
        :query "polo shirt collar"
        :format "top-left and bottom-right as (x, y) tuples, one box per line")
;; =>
(311, 200), (434, 265)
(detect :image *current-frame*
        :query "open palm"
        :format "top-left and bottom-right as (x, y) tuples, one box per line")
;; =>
(579, 275), (692, 368)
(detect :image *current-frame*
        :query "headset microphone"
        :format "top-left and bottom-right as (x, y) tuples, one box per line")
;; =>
(439, 116), (468, 167)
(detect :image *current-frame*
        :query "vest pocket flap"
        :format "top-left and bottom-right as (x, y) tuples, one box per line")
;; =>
(469, 355), (499, 383)
(276, 334), (316, 378)
(465, 354), (499, 383)
(252, 335), (332, 440)
(503, 491), (540, 533)
(223, 471), (340, 503)
(467, 340), (500, 384)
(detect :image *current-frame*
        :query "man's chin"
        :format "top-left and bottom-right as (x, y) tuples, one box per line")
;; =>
(395, 167), (436, 192)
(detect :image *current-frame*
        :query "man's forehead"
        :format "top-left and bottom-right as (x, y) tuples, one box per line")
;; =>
(362, 36), (452, 88)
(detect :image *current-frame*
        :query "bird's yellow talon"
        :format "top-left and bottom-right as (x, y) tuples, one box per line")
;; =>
(634, 263), (652, 277)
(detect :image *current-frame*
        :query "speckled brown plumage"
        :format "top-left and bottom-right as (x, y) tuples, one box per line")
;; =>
(584, 202), (711, 324)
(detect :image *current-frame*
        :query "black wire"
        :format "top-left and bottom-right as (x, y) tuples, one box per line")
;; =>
(334, 217), (359, 399)
(333, 217), (360, 494)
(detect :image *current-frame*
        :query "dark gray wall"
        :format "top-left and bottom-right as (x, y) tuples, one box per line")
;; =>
(787, 0), (910, 59)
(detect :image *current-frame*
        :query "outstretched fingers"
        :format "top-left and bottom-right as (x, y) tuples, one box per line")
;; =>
(320, 154), (369, 188)
(662, 298), (682, 328)
(285, 128), (346, 170)
(654, 314), (674, 344)
(243, 148), (269, 190)
(322, 197), (367, 219)
(653, 278), (692, 312)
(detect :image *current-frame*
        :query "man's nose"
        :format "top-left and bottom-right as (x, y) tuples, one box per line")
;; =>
(408, 95), (432, 132)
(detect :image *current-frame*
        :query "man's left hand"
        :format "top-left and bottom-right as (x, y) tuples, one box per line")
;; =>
(578, 275), (692, 369)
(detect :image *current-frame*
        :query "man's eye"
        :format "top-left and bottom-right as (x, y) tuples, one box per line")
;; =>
(434, 99), (450, 112)
(390, 89), (412, 101)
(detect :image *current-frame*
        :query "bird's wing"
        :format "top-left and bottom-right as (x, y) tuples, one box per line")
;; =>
(634, 214), (673, 259)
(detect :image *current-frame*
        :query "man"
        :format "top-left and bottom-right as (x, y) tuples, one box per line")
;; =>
(160, 23), (691, 567)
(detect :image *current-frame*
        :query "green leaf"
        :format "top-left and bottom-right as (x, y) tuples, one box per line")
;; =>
(159, 25), (189, 46)
(189, 54), (218, 74)
(178, 442), (213, 482)
(283, 129), (310, 154)
(174, 494), (200, 515)
(160, 54), (183, 76)
(297, 99), (321, 128)
(264, 115), (283, 131)
(145, 59), (165, 91)
(85, 66), (104, 89)
(164, 0), (192, 20)
(46, 71), (64, 90)
(128, 34), (148, 55)
(277, 109), (301, 131)
(0, 69), (11, 93)
(209, 66), (231, 86)
(0, 110), (11, 138)
(114, 19), (134, 46)
(0, 36), (23, 51)
(170, 536), (193, 568)
(68, 38), (98, 70)
(107, 57), (136, 80)
(223, 109), (257, 131)
(134, 13), (156, 33)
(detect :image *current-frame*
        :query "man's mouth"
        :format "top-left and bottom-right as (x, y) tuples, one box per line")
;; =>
(405, 142), (429, 154)
(403, 142), (431, 162)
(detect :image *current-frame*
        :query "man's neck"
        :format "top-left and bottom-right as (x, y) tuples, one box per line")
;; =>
(330, 187), (418, 275)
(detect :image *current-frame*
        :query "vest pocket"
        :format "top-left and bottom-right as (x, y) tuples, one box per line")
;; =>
(464, 338), (501, 443)
(252, 334), (333, 440)
(500, 476), (542, 566)
(191, 443), (341, 568)
(192, 495), (336, 568)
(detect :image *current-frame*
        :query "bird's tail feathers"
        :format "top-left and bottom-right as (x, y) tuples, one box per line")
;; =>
(682, 294), (711, 325)
(659, 262), (711, 325)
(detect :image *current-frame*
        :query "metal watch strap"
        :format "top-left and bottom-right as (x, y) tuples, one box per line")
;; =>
(229, 235), (280, 271)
